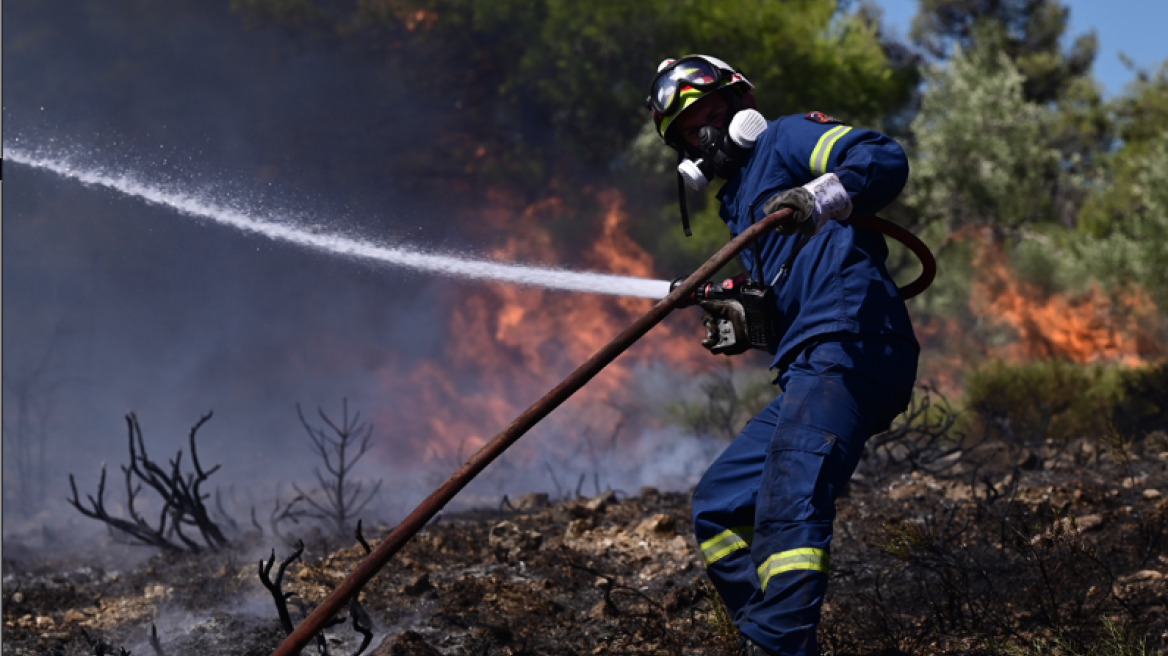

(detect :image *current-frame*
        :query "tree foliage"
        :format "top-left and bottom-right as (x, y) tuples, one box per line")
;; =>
(1074, 129), (1168, 310)
(230, 0), (919, 186)
(897, 1), (1168, 366)
(1080, 62), (1168, 234)
(224, 0), (923, 277)
(1004, 65), (1168, 315)
(910, 0), (1096, 104)
(905, 44), (1064, 234)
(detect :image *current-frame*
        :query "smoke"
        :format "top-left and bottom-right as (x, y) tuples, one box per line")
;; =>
(1, 0), (728, 560)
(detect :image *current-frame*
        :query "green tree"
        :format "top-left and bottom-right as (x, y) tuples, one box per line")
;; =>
(231, 0), (918, 184)
(903, 31), (1168, 367)
(905, 44), (1063, 235)
(901, 0), (1107, 234)
(902, 0), (1157, 315)
(1006, 64), (1168, 321)
(1071, 64), (1168, 312)
(230, 0), (922, 273)
(910, 0), (1096, 104)
(900, 40), (1075, 342)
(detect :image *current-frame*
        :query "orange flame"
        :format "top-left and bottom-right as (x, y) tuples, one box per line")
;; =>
(915, 232), (1165, 397)
(370, 215), (1164, 468)
(970, 239), (1164, 365)
(370, 189), (712, 467)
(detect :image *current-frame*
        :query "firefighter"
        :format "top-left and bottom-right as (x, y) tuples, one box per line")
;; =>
(646, 55), (920, 656)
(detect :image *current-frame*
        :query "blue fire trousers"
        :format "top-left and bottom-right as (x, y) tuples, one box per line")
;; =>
(692, 335), (918, 656)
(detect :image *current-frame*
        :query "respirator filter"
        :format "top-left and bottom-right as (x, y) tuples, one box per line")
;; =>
(675, 109), (768, 190)
(727, 108), (767, 148)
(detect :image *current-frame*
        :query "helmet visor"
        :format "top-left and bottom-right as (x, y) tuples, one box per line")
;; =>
(648, 57), (728, 117)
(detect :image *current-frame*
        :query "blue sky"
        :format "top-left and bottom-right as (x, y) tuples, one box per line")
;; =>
(877, 0), (1168, 97)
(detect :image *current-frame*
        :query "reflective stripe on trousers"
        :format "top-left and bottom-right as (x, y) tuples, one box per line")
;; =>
(757, 548), (829, 591)
(691, 336), (917, 656)
(700, 526), (754, 565)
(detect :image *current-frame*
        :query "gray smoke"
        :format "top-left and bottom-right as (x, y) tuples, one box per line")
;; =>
(1, 0), (737, 560)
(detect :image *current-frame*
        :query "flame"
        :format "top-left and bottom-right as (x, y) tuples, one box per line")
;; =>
(369, 215), (1164, 469)
(970, 238), (1164, 365)
(357, 2), (437, 32)
(403, 9), (438, 31)
(370, 189), (711, 468)
(910, 315), (968, 399)
(915, 232), (1165, 396)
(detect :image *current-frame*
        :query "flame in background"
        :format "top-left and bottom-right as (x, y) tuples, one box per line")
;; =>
(371, 189), (712, 470)
(369, 208), (1165, 475)
(911, 316), (967, 398)
(915, 233), (1165, 397)
(971, 238), (1165, 364)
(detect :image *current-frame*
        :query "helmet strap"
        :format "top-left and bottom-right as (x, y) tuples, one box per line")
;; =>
(668, 88), (751, 238)
(676, 152), (692, 237)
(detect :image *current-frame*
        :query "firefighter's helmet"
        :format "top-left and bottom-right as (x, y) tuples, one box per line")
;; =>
(646, 55), (753, 147)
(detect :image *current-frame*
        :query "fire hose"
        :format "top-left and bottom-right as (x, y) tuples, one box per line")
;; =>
(851, 215), (936, 301)
(268, 207), (934, 655)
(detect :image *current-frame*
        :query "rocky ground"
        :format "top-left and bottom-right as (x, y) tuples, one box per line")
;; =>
(4, 434), (1167, 656)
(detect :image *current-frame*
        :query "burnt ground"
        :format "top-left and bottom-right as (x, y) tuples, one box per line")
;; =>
(3, 434), (1167, 656)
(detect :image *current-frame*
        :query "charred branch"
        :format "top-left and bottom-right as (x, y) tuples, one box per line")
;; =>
(355, 519), (371, 554)
(214, 488), (242, 536)
(860, 384), (966, 482)
(260, 539), (305, 636)
(292, 399), (383, 537)
(67, 412), (232, 553)
(567, 558), (667, 616)
(260, 537), (374, 656)
(347, 597), (373, 656)
(79, 626), (131, 656)
(269, 488), (314, 547)
(252, 506), (265, 536)
(69, 466), (180, 553)
(149, 623), (167, 656)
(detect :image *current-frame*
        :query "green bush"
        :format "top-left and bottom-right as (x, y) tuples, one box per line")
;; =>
(962, 359), (1124, 444)
(1112, 361), (1168, 438)
(962, 359), (1167, 445)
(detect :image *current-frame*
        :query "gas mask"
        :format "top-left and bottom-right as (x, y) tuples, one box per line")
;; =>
(647, 55), (762, 236)
(671, 108), (768, 236)
(676, 108), (768, 191)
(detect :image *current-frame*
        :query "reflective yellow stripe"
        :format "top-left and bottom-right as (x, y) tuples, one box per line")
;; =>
(699, 526), (754, 565)
(757, 548), (830, 591)
(809, 125), (852, 175)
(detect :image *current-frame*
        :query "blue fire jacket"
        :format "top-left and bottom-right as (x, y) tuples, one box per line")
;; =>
(716, 111), (917, 371)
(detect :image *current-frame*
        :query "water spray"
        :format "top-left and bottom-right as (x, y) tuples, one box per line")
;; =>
(268, 206), (798, 656)
(7, 143), (931, 655)
(3, 147), (673, 300)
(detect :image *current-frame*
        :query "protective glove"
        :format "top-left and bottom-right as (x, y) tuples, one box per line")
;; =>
(762, 186), (816, 236)
(698, 299), (750, 355)
(762, 173), (853, 237)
